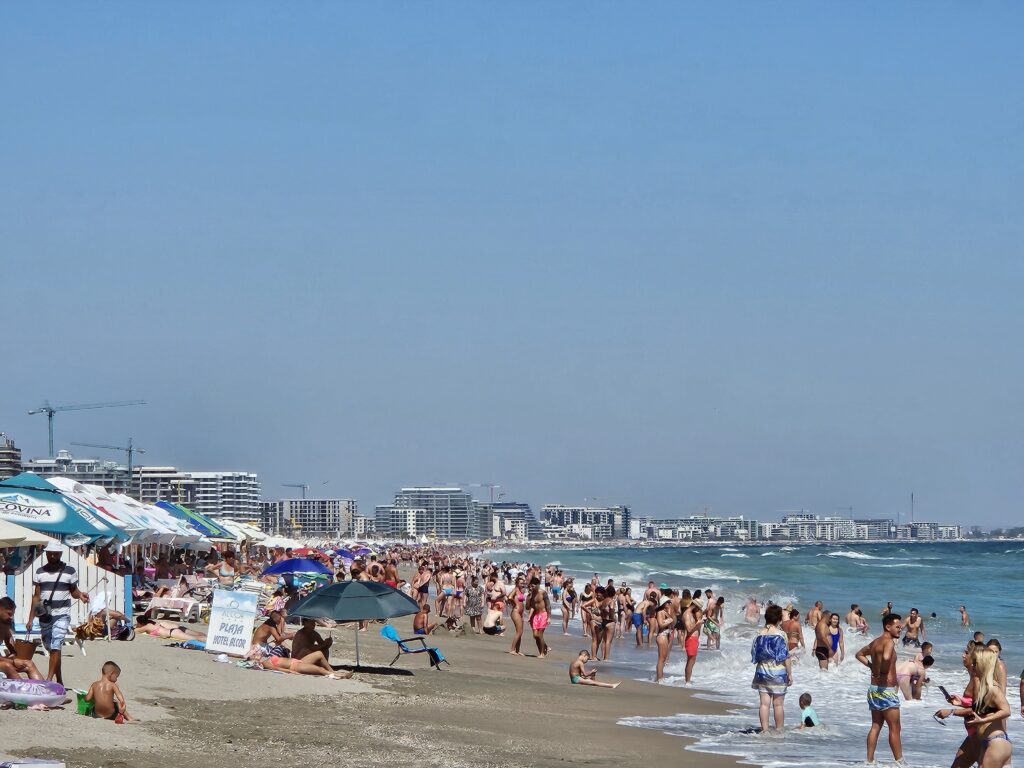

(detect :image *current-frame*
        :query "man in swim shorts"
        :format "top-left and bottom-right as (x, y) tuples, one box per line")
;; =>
(856, 612), (905, 766)
(527, 577), (551, 658)
(813, 610), (832, 670)
(902, 607), (924, 647)
(682, 602), (701, 685)
(0, 597), (43, 680)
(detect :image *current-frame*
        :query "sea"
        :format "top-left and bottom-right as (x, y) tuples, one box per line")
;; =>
(488, 541), (1024, 768)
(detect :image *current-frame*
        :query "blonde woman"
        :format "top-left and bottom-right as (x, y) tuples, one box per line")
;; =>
(937, 648), (1012, 768)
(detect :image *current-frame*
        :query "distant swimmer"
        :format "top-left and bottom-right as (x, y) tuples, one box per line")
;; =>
(781, 608), (805, 655)
(902, 608), (925, 648)
(806, 600), (824, 628)
(856, 612), (905, 767)
(879, 601), (894, 618)
(743, 597), (761, 625)
(846, 604), (861, 629)
(960, 605), (971, 627)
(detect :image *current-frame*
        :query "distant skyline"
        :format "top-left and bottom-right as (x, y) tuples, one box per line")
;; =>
(3, 4), (1022, 526)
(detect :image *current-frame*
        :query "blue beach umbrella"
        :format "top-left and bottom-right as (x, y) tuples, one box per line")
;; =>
(263, 557), (333, 576)
(0, 472), (115, 540)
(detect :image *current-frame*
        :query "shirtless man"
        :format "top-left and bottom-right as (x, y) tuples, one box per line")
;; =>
(569, 649), (619, 689)
(251, 610), (293, 651)
(855, 613), (905, 766)
(846, 604), (861, 629)
(743, 597), (761, 624)
(0, 597), (43, 680)
(902, 608), (924, 648)
(413, 605), (437, 635)
(813, 610), (833, 670)
(959, 604), (970, 627)
(366, 556), (385, 583)
(681, 602), (702, 685)
(781, 607), (805, 655)
(527, 577), (551, 658)
(879, 601), (893, 618)
(805, 600), (824, 628)
(383, 559), (399, 588)
(291, 617), (333, 661)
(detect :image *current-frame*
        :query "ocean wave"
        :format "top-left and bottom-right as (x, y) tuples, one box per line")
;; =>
(817, 550), (885, 560)
(721, 553), (749, 558)
(778, 546), (797, 551)
(760, 552), (778, 557)
(664, 567), (743, 582)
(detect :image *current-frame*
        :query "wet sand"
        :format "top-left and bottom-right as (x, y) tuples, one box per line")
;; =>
(1, 614), (738, 767)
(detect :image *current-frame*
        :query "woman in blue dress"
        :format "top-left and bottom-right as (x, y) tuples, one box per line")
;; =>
(751, 603), (793, 732)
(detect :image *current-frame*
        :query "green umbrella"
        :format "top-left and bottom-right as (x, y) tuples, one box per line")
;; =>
(289, 581), (420, 667)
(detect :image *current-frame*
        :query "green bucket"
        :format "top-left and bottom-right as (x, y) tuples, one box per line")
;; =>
(74, 690), (94, 717)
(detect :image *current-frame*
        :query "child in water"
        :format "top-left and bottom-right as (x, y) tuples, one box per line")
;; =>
(799, 692), (820, 729)
(86, 660), (134, 723)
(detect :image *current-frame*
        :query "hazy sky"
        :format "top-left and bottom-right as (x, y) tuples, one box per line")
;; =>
(2, 5), (1022, 526)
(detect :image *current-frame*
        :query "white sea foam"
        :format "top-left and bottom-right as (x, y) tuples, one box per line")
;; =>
(761, 552), (778, 557)
(666, 567), (744, 582)
(721, 553), (749, 558)
(817, 550), (884, 560)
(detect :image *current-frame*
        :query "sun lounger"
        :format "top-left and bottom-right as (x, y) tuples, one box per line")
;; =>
(380, 624), (448, 670)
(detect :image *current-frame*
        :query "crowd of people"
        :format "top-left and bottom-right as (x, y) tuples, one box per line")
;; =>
(1, 541), (1018, 768)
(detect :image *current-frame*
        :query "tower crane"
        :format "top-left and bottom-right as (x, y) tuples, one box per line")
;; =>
(70, 438), (145, 496)
(282, 483), (310, 499)
(28, 400), (146, 458)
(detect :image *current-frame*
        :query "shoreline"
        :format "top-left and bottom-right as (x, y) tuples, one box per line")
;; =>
(2, 613), (739, 768)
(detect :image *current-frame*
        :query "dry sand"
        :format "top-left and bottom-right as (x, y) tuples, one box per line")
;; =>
(1, 614), (739, 768)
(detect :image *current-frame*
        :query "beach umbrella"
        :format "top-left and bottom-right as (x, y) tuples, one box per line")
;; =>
(0, 472), (115, 540)
(347, 547), (373, 557)
(262, 557), (333, 576)
(0, 518), (51, 548)
(288, 581), (420, 666)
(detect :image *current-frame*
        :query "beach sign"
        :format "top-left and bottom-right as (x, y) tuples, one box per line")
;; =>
(206, 589), (259, 657)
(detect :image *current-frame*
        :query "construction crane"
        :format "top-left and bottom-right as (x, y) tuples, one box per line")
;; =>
(282, 483), (309, 499)
(70, 438), (145, 496)
(28, 400), (146, 458)
(467, 483), (502, 503)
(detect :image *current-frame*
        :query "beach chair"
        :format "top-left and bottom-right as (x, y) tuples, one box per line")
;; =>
(379, 624), (449, 670)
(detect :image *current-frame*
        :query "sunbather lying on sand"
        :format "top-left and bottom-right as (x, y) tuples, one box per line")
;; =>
(258, 648), (352, 679)
(135, 615), (207, 641)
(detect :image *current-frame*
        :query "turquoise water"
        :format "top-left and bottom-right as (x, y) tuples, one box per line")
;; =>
(493, 541), (1024, 768)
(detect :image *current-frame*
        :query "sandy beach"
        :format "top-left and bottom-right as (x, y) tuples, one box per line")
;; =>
(1, 614), (737, 768)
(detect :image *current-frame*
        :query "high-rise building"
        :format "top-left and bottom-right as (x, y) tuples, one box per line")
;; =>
(24, 451), (131, 494)
(134, 466), (197, 507)
(492, 502), (544, 540)
(189, 472), (261, 522)
(541, 504), (631, 540)
(0, 435), (23, 480)
(258, 498), (357, 537)
(375, 487), (478, 539)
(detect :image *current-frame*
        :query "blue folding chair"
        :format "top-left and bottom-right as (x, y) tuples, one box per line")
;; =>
(379, 624), (449, 670)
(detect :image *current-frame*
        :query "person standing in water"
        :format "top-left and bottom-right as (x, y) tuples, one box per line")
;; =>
(751, 604), (792, 733)
(856, 613), (906, 767)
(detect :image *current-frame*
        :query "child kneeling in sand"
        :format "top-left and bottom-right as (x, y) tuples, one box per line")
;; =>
(86, 661), (134, 723)
(569, 650), (619, 689)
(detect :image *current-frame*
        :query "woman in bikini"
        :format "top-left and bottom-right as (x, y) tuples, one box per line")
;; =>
(507, 576), (527, 655)
(937, 648), (1011, 768)
(934, 641), (982, 767)
(654, 595), (675, 682)
(560, 579), (576, 636)
(579, 584), (597, 639)
(135, 615), (207, 642)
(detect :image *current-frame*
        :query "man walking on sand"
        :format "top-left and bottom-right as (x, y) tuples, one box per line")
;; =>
(27, 541), (90, 685)
(527, 577), (551, 658)
(856, 613), (907, 767)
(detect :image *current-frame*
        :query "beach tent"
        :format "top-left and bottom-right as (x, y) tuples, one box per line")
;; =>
(0, 472), (115, 540)
(0, 517), (51, 547)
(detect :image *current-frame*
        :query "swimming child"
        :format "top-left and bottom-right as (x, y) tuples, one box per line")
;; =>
(85, 660), (134, 723)
(799, 692), (820, 729)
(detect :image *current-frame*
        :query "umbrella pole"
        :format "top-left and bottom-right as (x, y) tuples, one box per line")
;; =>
(354, 625), (360, 668)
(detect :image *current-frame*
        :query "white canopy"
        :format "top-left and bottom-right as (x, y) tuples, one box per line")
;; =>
(0, 518), (52, 548)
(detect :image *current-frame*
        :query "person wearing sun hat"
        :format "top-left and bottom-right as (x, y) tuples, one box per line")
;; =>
(27, 539), (89, 685)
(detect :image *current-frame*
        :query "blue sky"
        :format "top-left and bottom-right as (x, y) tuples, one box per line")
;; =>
(2, 4), (1021, 525)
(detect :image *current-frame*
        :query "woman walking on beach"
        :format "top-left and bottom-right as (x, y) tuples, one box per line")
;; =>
(751, 604), (792, 732)
(654, 596), (675, 683)
(464, 575), (485, 634)
(561, 579), (577, 636)
(507, 575), (527, 655)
